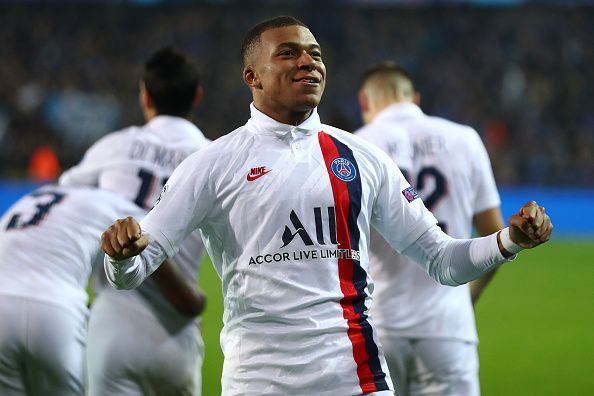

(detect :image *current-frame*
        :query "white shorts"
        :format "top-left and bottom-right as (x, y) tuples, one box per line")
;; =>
(379, 335), (479, 396)
(0, 296), (86, 396)
(86, 288), (204, 396)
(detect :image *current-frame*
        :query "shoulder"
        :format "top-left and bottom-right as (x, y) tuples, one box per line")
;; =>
(97, 125), (141, 145)
(418, 115), (483, 150)
(169, 125), (250, 177)
(192, 125), (248, 158)
(425, 115), (478, 140)
(84, 125), (142, 155)
(355, 119), (409, 141)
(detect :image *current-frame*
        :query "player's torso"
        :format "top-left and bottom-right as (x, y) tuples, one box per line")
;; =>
(370, 112), (478, 341)
(203, 124), (391, 395)
(208, 127), (369, 323)
(94, 119), (208, 309)
(0, 186), (138, 313)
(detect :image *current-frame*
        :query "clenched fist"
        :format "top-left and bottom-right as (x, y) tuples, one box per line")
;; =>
(101, 216), (149, 261)
(508, 201), (553, 248)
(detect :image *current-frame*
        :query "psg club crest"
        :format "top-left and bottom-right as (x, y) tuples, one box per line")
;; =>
(331, 158), (357, 182)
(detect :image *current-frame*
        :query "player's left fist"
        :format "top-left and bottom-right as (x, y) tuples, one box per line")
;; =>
(508, 201), (553, 248)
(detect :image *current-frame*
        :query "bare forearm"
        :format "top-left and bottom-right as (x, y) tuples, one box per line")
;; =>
(469, 272), (497, 303)
(149, 259), (206, 317)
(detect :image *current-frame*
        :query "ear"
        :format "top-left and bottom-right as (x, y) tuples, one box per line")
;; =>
(139, 81), (154, 109)
(193, 86), (203, 107)
(243, 66), (262, 89)
(413, 92), (421, 106)
(358, 90), (370, 112)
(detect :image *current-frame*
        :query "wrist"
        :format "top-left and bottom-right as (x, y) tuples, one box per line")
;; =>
(497, 227), (523, 258)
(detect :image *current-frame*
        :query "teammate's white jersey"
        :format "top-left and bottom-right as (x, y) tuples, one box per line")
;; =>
(60, 115), (210, 211)
(355, 111), (413, 173)
(0, 185), (142, 315)
(361, 103), (501, 342)
(60, 115), (209, 307)
(109, 104), (443, 395)
(60, 115), (209, 396)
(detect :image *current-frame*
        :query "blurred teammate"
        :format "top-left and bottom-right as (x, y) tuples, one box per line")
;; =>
(60, 47), (209, 396)
(100, 17), (552, 396)
(357, 62), (505, 395)
(0, 185), (142, 396)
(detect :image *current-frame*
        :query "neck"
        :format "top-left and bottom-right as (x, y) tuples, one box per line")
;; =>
(254, 103), (313, 126)
(143, 107), (157, 122)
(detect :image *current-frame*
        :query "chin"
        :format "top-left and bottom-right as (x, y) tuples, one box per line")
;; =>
(294, 96), (322, 111)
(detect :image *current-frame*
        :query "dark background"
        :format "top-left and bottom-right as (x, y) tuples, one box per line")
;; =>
(1, 1), (592, 187)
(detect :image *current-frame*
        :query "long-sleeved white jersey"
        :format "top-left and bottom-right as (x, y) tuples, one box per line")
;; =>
(105, 104), (510, 396)
(359, 102), (501, 342)
(0, 185), (143, 316)
(60, 115), (209, 314)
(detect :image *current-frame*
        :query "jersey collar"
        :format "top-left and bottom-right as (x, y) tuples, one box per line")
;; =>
(247, 103), (321, 138)
(375, 102), (424, 123)
(146, 115), (205, 139)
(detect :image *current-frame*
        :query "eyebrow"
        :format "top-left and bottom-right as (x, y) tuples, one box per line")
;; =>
(276, 42), (322, 51)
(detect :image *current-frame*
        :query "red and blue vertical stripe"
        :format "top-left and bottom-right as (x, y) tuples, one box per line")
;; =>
(318, 131), (389, 393)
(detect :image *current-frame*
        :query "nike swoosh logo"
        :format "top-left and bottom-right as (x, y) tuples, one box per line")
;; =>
(246, 169), (272, 181)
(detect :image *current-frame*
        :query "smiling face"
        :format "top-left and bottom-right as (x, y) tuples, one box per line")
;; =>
(243, 25), (326, 125)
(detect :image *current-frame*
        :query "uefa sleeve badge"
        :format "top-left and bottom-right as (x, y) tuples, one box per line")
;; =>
(402, 186), (419, 203)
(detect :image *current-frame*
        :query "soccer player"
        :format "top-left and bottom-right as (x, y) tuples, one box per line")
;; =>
(357, 62), (506, 395)
(0, 185), (143, 396)
(100, 17), (552, 396)
(59, 47), (209, 396)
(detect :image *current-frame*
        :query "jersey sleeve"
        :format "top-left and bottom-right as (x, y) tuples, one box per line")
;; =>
(468, 130), (501, 214)
(370, 151), (438, 252)
(139, 150), (215, 258)
(59, 133), (120, 187)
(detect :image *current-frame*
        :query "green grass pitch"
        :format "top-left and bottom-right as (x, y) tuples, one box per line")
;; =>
(198, 240), (593, 395)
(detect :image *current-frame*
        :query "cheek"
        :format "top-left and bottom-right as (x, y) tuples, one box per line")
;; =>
(260, 66), (284, 87)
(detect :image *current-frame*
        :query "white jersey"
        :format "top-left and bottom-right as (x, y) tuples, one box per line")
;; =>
(361, 103), (501, 342)
(0, 185), (143, 315)
(113, 104), (439, 395)
(60, 115), (209, 313)
(60, 115), (210, 210)
(355, 111), (413, 174)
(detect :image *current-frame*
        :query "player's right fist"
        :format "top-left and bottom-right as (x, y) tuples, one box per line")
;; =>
(101, 216), (148, 261)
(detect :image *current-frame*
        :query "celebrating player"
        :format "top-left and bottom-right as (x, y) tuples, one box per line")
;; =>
(0, 185), (143, 396)
(59, 47), (209, 396)
(357, 62), (506, 395)
(101, 17), (552, 396)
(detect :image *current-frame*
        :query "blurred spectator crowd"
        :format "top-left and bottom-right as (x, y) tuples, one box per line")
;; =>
(0, 4), (592, 185)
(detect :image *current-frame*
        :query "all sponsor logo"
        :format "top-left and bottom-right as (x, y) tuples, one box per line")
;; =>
(248, 207), (361, 265)
(281, 207), (337, 248)
(330, 158), (357, 182)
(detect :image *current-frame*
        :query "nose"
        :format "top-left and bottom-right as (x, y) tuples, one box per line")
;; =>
(296, 51), (316, 71)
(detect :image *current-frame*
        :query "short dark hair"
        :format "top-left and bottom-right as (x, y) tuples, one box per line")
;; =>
(359, 61), (414, 91)
(241, 16), (308, 66)
(143, 47), (200, 118)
